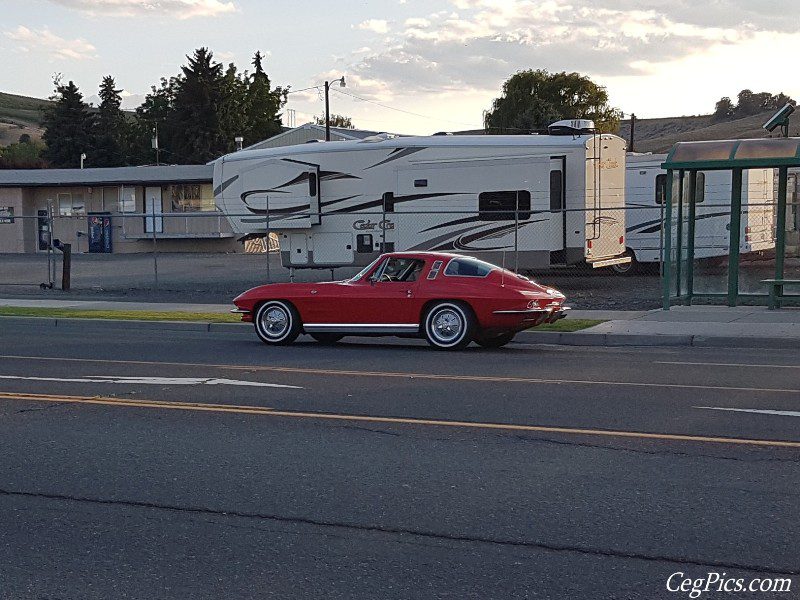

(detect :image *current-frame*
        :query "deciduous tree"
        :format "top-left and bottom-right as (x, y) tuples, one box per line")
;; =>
(484, 70), (621, 134)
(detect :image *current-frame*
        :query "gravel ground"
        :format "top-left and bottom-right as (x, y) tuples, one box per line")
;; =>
(5, 252), (790, 311)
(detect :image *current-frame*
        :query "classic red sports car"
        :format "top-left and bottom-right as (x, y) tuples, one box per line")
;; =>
(232, 252), (569, 349)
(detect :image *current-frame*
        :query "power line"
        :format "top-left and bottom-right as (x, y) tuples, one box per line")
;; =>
(332, 87), (483, 129)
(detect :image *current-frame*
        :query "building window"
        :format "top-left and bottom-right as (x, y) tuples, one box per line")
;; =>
(478, 190), (531, 221)
(120, 187), (136, 213)
(169, 184), (214, 212)
(102, 187), (119, 212)
(57, 192), (86, 216)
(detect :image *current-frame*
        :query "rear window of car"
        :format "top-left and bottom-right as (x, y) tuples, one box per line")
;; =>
(444, 258), (494, 277)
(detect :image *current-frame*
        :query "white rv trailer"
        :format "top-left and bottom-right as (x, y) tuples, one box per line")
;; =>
(213, 124), (629, 271)
(618, 154), (775, 273)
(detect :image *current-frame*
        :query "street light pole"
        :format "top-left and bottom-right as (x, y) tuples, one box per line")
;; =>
(323, 76), (346, 141)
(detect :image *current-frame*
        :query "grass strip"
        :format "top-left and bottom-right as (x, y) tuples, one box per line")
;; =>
(0, 306), (240, 323)
(0, 307), (604, 332)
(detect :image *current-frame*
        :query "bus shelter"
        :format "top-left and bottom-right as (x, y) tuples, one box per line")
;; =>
(662, 138), (800, 308)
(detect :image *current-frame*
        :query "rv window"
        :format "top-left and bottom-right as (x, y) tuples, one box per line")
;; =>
(655, 174), (667, 205)
(478, 190), (531, 221)
(383, 192), (395, 213)
(549, 171), (564, 211)
(308, 172), (318, 197)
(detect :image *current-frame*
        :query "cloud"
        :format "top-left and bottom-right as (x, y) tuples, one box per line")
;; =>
(45, 0), (236, 19)
(357, 19), (390, 34)
(4, 25), (97, 60)
(341, 0), (790, 101)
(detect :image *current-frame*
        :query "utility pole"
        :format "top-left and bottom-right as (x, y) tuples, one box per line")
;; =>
(629, 113), (636, 153)
(323, 76), (346, 142)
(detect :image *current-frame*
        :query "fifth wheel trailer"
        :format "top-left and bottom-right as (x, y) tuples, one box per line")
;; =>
(618, 153), (775, 274)
(213, 122), (630, 271)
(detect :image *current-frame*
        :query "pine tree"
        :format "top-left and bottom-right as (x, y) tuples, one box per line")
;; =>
(245, 50), (287, 145)
(171, 48), (227, 164)
(42, 78), (96, 168)
(93, 75), (128, 167)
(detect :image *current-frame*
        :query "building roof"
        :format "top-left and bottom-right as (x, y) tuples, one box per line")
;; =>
(244, 123), (403, 151)
(0, 164), (213, 188)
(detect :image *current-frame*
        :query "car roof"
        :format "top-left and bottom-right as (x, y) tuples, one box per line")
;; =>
(385, 251), (495, 263)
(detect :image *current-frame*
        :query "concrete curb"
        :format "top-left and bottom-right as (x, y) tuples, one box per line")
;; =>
(1, 315), (796, 349)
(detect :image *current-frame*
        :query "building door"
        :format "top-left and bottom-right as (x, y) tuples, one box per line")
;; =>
(37, 209), (50, 251)
(144, 187), (163, 233)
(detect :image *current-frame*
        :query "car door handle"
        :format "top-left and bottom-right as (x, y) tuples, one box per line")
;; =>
(406, 289), (412, 297)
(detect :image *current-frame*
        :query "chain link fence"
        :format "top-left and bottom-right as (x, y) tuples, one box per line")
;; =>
(1, 198), (798, 308)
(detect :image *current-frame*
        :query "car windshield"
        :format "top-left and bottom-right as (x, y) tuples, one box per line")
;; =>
(347, 256), (384, 282)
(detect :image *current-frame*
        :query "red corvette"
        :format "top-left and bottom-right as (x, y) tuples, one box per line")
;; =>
(232, 252), (568, 350)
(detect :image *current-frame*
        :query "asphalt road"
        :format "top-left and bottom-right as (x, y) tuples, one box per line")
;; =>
(1, 320), (799, 599)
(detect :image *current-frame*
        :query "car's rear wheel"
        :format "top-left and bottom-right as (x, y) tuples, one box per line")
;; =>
(254, 300), (301, 345)
(310, 333), (344, 344)
(423, 302), (475, 350)
(475, 332), (515, 348)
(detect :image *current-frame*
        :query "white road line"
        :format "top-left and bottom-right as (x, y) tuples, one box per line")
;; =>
(0, 375), (302, 389)
(695, 406), (800, 418)
(657, 361), (800, 369)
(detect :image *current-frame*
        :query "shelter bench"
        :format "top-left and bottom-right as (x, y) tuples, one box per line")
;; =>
(762, 279), (800, 309)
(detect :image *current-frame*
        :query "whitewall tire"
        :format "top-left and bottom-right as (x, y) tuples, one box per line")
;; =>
(254, 300), (300, 345)
(424, 302), (475, 350)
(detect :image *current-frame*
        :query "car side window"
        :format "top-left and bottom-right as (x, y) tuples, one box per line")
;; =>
(376, 258), (425, 282)
(444, 258), (493, 277)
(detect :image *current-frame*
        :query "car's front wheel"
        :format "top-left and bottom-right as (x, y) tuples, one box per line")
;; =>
(423, 302), (475, 350)
(475, 332), (515, 348)
(254, 300), (301, 345)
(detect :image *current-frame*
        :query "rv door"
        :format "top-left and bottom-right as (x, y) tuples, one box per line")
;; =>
(239, 159), (321, 229)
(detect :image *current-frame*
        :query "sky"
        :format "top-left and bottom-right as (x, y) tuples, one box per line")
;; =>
(2, 0), (800, 136)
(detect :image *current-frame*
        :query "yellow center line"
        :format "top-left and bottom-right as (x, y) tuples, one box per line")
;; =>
(2, 390), (799, 449)
(0, 354), (797, 394)
(0, 392), (274, 416)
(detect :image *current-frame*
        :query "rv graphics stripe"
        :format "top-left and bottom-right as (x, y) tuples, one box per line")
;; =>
(626, 211), (732, 235)
(273, 170), (361, 190)
(213, 175), (239, 197)
(327, 192), (462, 214)
(364, 147), (427, 170)
(429, 221), (544, 252)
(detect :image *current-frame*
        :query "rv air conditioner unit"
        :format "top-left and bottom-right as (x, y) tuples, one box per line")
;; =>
(548, 119), (596, 136)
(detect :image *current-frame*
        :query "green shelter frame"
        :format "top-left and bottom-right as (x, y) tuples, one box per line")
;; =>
(661, 138), (800, 309)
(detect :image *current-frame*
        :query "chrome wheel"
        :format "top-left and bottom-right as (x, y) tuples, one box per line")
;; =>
(262, 307), (289, 337)
(432, 309), (463, 344)
(424, 302), (474, 350)
(254, 301), (300, 345)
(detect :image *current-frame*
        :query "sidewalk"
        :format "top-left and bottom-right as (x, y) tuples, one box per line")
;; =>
(0, 298), (798, 348)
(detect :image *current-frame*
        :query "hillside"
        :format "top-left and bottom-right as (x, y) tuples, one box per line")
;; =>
(0, 91), (50, 147)
(618, 110), (793, 153)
